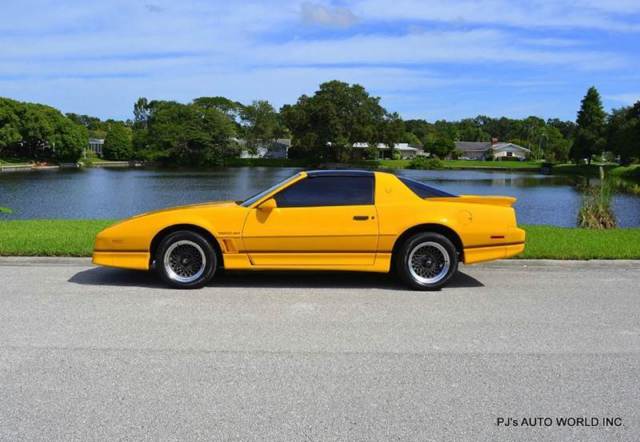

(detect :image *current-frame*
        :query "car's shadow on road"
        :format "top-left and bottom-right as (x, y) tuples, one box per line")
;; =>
(69, 267), (484, 291)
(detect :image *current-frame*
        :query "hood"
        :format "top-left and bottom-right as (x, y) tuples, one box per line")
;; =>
(131, 201), (238, 218)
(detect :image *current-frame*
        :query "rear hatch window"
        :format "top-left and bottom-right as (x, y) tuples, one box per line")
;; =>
(398, 177), (457, 198)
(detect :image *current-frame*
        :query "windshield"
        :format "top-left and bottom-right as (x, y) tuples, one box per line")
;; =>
(240, 173), (301, 207)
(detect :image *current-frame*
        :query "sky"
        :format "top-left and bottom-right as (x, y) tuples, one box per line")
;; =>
(1, 0), (639, 122)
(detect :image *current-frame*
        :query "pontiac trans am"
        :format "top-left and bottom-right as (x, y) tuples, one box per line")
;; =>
(93, 170), (525, 290)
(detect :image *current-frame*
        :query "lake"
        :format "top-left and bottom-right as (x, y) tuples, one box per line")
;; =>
(1, 167), (639, 227)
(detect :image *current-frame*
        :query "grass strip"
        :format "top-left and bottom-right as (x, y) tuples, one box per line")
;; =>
(0, 220), (115, 256)
(1, 220), (639, 259)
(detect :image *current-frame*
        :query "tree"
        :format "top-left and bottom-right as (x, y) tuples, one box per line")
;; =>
(103, 123), (133, 160)
(425, 135), (455, 159)
(0, 99), (22, 156)
(458, 118), (490, 141)
(241, 100), (281, 153)
(401, 131), (422, 145)
(133, 97), (151, 127)
(281, 80), (389, 161)
(193, 96), (243, 123)
(379, 112), (405, 158)
(404, 119), (434, 145)
(51, 117), (87, 162)
(145, 101), (237, 165)
(571, 87), (607, 164)
(132, 97), (153, 155)
(547, 118), (577, 140)
(433, 120), (458, 142)
(542, 126), (571, 162)
(607, 103), (640, 164)
(0, 98), (86, 162)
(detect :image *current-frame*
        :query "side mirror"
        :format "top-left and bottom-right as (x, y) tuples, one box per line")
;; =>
(257, 198), (277, 211)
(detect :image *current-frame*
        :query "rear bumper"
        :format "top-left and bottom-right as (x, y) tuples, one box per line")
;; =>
(463, 242), (525, 264)
(92, 251), (150, 270)
(463, 227), (526, 264)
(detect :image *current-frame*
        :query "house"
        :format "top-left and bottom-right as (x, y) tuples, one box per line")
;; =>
(491, 142), (531, 160)
(238, 138), (290, 159)
(352, 142), (425, 159)
(454, 140), (530, 161)
(454, 141), (492, 160)
(87, 138), (104, 157)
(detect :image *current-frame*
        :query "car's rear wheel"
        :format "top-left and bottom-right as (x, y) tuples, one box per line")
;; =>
(156, 230), (217, 289)
(396, 232), (458, 290)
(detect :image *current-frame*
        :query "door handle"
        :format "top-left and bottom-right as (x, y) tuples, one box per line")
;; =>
(353, 215), (369, 221)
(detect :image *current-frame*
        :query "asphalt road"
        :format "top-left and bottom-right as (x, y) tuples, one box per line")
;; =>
(1, 258), (639, 441)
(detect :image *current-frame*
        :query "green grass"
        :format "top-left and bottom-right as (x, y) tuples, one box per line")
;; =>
(0, 220), (115, 256)
(1, 220), (639, 259)
(0, 157), (33, 166)
(609, 164), (640, 180)
(519, 225), (640, 259)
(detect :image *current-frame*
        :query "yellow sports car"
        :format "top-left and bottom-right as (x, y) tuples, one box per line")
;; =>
(93, 170), (525, 290)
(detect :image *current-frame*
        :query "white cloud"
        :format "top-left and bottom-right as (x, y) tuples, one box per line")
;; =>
(520, 37), (584, 47)
(606, 93), (640, 105)
(0, 0), (637, 120)
(300, 2), (358, 27)
(575, 0), (640, 14)
(255, 29), (626, 70)
(350, 0), (640, 32)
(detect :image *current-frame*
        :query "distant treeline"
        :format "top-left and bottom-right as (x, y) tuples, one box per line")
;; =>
(1, 81), (638, 165)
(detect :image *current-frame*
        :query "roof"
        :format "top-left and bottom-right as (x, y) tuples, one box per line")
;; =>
(492, 142), (531, 153)
(306, 170), (374, 177)
(454, 141), (492, 152)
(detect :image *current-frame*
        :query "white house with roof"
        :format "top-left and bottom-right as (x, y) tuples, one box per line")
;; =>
(454, 140), (530, 161)
(491, 142), (531, 160)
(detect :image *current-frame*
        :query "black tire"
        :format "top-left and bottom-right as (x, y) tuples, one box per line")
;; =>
(155, 230), (217, 289)
(395, 232), (458, 290)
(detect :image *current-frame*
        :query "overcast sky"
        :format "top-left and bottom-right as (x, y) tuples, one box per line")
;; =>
(1, 0), (639, 121)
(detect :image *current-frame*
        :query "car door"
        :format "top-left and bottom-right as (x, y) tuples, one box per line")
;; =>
(241, 173), (378, 266)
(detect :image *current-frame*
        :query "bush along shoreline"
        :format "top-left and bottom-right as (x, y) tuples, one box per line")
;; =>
(3, 157), (639, 182)
(577, 167), (617, 229)
(1, 220), (639, 260)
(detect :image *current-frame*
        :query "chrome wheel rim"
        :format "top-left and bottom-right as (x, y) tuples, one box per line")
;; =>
(163, 240), (206, 284)
(408, 241), (450, 284)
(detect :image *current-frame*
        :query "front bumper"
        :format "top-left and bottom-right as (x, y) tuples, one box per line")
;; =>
(92, 251), (150, 270)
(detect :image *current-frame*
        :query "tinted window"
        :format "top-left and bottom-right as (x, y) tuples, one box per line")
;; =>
(274, 176), (374, 207)
(399, 177), (456, 198)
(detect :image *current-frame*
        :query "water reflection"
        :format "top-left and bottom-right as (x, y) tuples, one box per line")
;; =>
(0, 167), (638, 227)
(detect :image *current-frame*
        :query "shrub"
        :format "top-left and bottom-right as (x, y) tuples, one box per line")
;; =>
(577, 167), (616, 229)
(407, 156), (444, 170)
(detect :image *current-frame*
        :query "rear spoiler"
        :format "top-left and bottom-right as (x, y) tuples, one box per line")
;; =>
(429, 195), (517, 207)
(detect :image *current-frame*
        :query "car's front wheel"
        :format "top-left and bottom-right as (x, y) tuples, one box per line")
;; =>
(156, 230), (217, 289)
(396, 232), (458, 290)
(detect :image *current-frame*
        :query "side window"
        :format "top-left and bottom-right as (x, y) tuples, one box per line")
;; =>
(274, 176), (374, 207)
